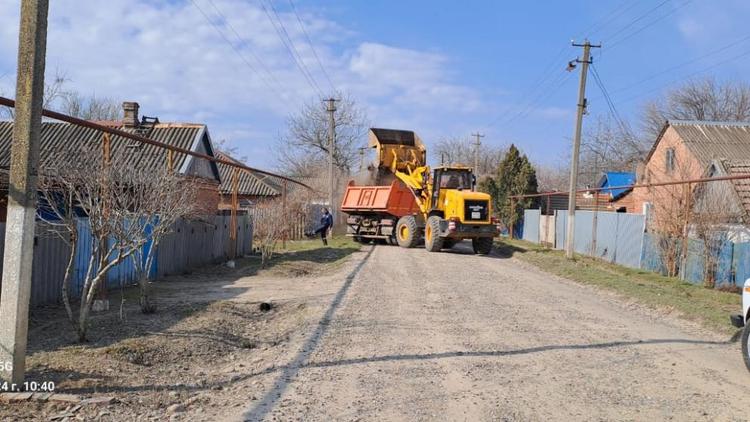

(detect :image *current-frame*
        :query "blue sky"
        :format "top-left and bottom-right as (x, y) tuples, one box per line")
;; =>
(2, 0), (750, 171)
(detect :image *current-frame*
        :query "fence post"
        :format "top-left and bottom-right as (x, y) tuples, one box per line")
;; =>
(591, 191), (599, 257)
(229, 169), (238, 259)
(679, 182), (691, 280)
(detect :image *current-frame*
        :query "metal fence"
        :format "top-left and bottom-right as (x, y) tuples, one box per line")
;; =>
(0, 215), (252, 306)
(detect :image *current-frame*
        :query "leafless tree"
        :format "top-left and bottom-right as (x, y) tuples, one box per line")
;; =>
(61, 91), (121, 121)
(431, 136), (506, 176)
(642, 77), (750, 140)
(251, 188), (313, 266)
(578, 116), (648, 187)
(277, 93), (369, 177)
(38, 148), (201, 341)
(535, 163), (569, 192)
(1, 70), (120, 121)
(645, 159), (699, 277)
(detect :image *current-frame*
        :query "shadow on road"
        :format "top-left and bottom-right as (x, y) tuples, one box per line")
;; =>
(242, 244), (377, 421)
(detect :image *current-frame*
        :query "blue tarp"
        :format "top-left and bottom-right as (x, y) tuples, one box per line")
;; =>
(598, 172), (636, 199)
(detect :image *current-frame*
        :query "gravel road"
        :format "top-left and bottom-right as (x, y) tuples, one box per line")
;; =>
(236, 242), (749, 421)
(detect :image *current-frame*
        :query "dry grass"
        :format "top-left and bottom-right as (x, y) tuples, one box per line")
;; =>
(496, 239), (741, 335)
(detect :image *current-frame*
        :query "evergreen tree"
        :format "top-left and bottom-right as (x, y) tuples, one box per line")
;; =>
(478, 144), (539, 231)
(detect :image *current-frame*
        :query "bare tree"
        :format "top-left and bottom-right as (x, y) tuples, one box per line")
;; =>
(61, 91), (121, 121)
(277, 93), (369, 177)
(38, 148), (201, 340)
(642, 77), (750, 140)
(251, 188), (313, 266)
(579, 116), (648, 186)
(1, 70), (120, 121)
(535, 163), (569, 192)
(431, 136), (506, 176)
(646, 158), (699, 277)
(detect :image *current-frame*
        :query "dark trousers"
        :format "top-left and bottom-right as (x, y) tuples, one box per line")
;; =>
(315, 225), (330, 245)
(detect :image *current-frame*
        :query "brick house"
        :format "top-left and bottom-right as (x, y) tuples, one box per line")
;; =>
(621, 121), (750, 216)
(0, 102), (222, 219)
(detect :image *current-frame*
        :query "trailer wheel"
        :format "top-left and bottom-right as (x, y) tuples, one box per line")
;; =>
(472, 237), (493, 255)
(425, 216), (444, 252)
(396, 216), (419, 248)
(742, 322), (750, 371)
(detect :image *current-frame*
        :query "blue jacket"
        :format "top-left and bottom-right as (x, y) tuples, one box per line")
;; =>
(321, 213), (333, 228)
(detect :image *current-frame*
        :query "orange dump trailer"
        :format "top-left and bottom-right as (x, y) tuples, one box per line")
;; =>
(340, 179), (419, 244)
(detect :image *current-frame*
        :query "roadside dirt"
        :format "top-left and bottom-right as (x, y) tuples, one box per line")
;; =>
(0, 246), (359, 421)
(3, 240), (750, 421)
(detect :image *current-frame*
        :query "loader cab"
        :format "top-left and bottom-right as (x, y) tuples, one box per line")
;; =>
(431, 167), (475, 210)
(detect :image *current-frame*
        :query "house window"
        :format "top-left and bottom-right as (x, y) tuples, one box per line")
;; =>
(665, 148), (676, 173)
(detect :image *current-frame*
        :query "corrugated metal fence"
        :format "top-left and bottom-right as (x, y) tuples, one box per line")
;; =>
(0, 215), (252, 306)
(524, 209), (750, 286)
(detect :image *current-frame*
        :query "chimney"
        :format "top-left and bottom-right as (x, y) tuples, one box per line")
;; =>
(122, 101), (139, 128)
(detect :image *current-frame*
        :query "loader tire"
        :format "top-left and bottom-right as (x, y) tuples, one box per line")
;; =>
(472, 237), (493, 255)
(396, 215), (419, 248)
(425, 216), (444, 252)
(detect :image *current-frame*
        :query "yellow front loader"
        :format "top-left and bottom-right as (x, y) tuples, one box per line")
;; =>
(368, 128), (500, 254)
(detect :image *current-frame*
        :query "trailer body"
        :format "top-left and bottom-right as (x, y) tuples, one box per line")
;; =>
(341, 179), (419, 242)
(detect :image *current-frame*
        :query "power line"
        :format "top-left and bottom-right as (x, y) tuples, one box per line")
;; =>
(606, 0), (693, 51)
(287, 0), (336, 93)
(579, 0), (641, 40)
(203, 0), (296, 103)
(603, 32), (750, 98)
(616, 46), (750, 105)
(484, 44), (573, 130)
(590, 63), (633, 138)
(599, 0), (671, 43)
(259, 0), (324, 97)
(189, 0), (294, 107)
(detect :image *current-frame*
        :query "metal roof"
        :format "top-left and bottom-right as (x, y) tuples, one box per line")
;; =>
(0, 120), (220, 181)
(215, 152), (280, 197)
(723, 160), (750, 217)
(647, 120), (750, 168)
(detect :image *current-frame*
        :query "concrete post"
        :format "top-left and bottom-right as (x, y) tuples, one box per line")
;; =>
(0, 0), (49, 384)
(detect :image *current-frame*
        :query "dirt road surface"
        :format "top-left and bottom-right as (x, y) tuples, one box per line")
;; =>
(232, 242), (749, 421)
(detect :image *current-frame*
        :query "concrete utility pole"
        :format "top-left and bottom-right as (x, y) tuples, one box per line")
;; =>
(0, 0), (49, 385)
(565, 40), (600, 259)
(471, 132), (484, 180)
(325, 98), (338, 232)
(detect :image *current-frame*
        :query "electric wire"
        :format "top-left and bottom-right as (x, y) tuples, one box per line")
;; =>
(189, 0), (295, 108)
(288, 0), (336, 93)
(259, 0), (324, 97)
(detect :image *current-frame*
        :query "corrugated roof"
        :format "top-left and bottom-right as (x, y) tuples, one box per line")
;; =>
(0, 120), (218, 181)
(724, 159), (750, 217)
(215, 152), (280, 197)
(666, 120), (750, 167)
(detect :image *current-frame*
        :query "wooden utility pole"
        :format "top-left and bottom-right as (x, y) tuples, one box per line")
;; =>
(471, 132), (484, 183)
(325, 98), (337, 233)
(564, 40), (600, 259)
(0, 0), (49, 385)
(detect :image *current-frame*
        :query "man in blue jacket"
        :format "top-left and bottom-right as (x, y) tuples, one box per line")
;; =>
(313, 208), (333, 245)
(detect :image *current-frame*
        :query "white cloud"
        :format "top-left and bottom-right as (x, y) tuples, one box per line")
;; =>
(0, 0), (487, 168)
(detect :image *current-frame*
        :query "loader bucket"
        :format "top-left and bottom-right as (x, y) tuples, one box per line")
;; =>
(368, 128), (426, 173)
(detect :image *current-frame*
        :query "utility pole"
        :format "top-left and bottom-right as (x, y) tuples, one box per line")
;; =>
(0, 0), (49, 385)
(565, 40), (600, 259)
(325, 98), (338, 233)
(471, 132), (484, 178)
